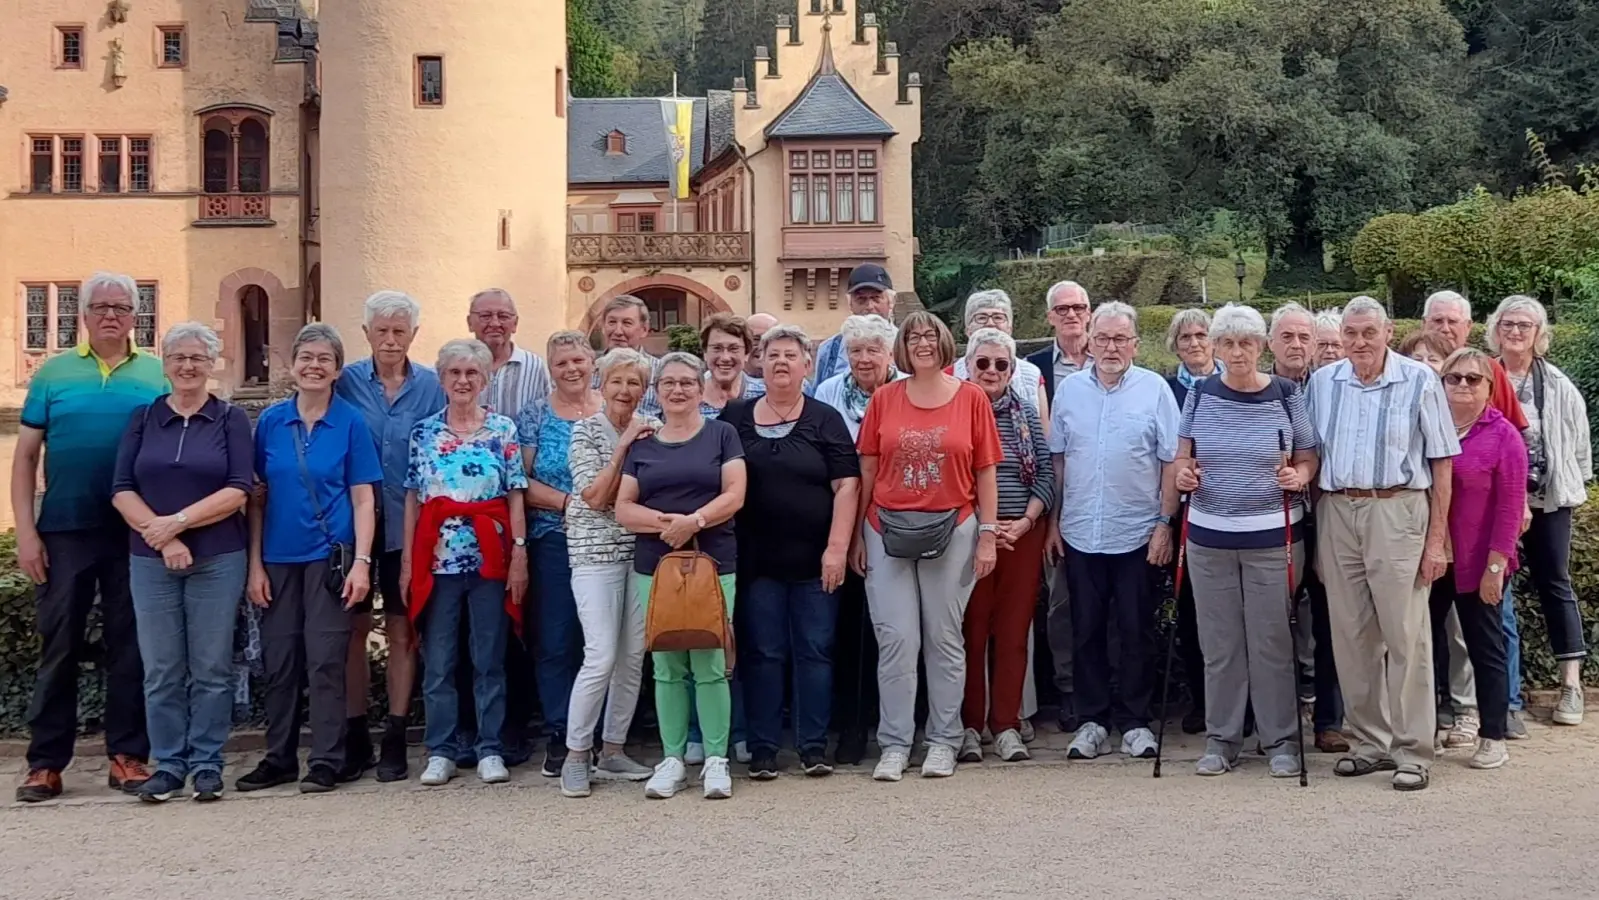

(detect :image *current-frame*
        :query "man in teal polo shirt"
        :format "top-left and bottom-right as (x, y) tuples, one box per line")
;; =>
(12, 271), (168, 803)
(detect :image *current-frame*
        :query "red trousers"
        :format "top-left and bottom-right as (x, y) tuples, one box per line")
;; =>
(962, 524), (1046, 734)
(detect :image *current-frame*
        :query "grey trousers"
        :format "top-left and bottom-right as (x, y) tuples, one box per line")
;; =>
(865, 516), (978, 751)
(1187, 541), (1304, 759)
(261, 560), (352, 772)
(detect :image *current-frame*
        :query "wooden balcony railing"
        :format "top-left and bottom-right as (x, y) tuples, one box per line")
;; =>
(568, 232), (751, 266)
(196, 193), (272, 225)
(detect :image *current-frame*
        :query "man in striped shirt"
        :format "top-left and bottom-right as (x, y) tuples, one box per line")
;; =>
(469, 288), (552, 422)
(1304, 296), (1460, 791)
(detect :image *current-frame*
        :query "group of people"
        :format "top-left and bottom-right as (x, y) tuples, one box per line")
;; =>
(10, 263), (1589, 804)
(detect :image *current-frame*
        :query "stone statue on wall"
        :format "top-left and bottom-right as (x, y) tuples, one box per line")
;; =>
(107, 0), (131, 25)
(110, 37), (127, 87)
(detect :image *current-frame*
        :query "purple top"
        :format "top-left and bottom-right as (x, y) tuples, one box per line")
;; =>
(112, 395), (255, 559)
(1449, 406), (1527, 593)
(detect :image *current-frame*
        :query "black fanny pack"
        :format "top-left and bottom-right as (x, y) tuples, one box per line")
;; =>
(877, 509), (958, 560)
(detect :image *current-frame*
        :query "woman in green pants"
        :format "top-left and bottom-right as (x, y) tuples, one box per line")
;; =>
(615, 352), (747, 799)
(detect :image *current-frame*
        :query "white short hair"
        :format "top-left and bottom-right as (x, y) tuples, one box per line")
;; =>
(759, 323), (812, 358)
(838, 314), (897, 352)
(363, 290), (421, 328)
(1165, 308), (1212, 352)
(1341, 296), (1388, 324)
(1269, 302), (1314, 337)
(1046, 280), (1088, 307)
(595, 347), (652, 385)
(468, 288), (516, 313)
(1314, 310), (1343, 332)
(82, 271), (138, 305)
(1424, 290), (1471, 321)
(963, 289), (1013, 329)
(964, 327), (1016, 362)
(1209, 303), (1268, 344)
(1486, 294), (1552, 356)
(436, 338), (492, 373)
(161, 321), (222, 359)
(1089, 301), (1138, 333)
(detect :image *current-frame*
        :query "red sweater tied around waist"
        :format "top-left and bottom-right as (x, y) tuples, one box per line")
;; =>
(408, 497), (521, 636)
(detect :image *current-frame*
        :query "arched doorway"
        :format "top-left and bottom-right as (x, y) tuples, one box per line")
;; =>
(239, 285), (270, 383)
(581, 275), (736, 355)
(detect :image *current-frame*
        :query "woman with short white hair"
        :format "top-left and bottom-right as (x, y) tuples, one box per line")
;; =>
(1488, 294), (1592, 728)
(1313, 311), (1345, 367)
(1173, 303), (1319, 778)
(953, 290), (1048, 417)
(814, 314), (900, 441)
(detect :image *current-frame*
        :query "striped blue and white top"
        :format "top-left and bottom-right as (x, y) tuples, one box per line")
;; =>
(1179, 375), (1317, 549)
(1304, 351), (1460, 492)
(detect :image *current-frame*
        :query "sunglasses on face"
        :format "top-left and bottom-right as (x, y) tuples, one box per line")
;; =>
(973, 357), (1010, 373)
(1443, 372), (1486, 387)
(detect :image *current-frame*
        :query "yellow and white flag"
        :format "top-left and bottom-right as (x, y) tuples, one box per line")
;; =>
(660, 97), (694, 200)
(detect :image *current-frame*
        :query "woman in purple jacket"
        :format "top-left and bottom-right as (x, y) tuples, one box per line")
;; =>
(1431, 347), (1526, 774)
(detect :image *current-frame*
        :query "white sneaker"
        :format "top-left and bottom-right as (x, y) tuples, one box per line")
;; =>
(419, 756), (457, 786)
(1121, 727), (1159, 759)
(559, 755), (591, 797)
(684, 742), (706, 765)
(1446, 712), (1480, 749)
(1470, 737), (1509, 770)
(1018, 718), (1036, 743)
(958, 728), (984, 762)
(733, 741), (752, 765)
(702, 756), (733, 799)
(592, 752), (653, 782)
(920, 743), (957, 778)
(1553, 685), (1585, 726)
(645, 757), (688, 799)
(995, 728), (1030, 762)
(1067, 722), (1111, 760)
(477, 755), (509, 784)
(873, 748), (910, 782)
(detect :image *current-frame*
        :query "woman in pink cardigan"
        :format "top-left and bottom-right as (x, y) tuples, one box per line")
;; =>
(1431, 347), (1526, 774)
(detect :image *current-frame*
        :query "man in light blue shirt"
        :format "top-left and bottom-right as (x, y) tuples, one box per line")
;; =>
(1044, 301), (1180, 762)
(334, 290), (446, 782)
(810, 263), (896, 388)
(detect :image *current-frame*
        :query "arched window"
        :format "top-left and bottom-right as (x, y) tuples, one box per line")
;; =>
(196, 106), (273, 221)
(238, 119), (268, 192)
(204, 129), (231, 193)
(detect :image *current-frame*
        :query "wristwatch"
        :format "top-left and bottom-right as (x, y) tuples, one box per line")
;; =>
(978, 523), (1000, 535)
(1488, 562), (1505, 575)
(175, 511), (189, 526)
(512, 536), (528, 548)
(1156, 513), (1172, 526)
(354, 554), (373, 565)
(694, 512), (708, 529)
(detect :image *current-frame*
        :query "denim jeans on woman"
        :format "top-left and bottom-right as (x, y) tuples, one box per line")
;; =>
(422, 574), (510, 761)
(533, 531), (582, 754)
(744, 577), (838, 755)
(130, 551), (247, 778)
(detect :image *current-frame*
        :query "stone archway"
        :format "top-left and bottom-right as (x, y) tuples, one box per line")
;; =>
(214, 266), (287, 388)
(579, 273), (735, 335)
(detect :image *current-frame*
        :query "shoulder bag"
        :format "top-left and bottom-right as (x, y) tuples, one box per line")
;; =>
(645, 541), (736, 677)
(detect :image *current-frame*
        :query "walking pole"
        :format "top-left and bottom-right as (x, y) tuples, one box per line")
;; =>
(1280, 430), (1309, 787)
(1153, 477), (1192, 779)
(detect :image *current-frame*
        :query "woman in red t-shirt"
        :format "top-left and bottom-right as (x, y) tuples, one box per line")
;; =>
(850, 311), (1002, 783)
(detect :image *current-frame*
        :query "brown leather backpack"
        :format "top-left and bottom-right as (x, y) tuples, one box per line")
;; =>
(645, 548), (736, 676)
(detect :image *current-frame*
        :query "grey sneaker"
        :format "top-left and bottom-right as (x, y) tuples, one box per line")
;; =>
(920, 743), (957, 778)
(560, 756), (591, 798)
(1018, 718), (1035, 743)
(873, 748), (910, 782)
(995, 728), (1030, 762)
(1470, 737), (1509, 769)
(1120, 727), (1159, 759)
(1446, 711), (1480, 748)
(1269, 754), (1302, 778)
(1195, 754), (1231, 776)
(958, 728), (984, 763)
(684, 742), (706, 765)
(1553, 685), (1585, 726)
(593, 752), (653, 782)
(1506, 710), (1530, 740)
(1068, 722), (1112, 760)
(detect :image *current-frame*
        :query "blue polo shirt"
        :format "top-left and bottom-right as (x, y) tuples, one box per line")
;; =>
(336, 358), (447, 553)
(254, 395), (384, 565)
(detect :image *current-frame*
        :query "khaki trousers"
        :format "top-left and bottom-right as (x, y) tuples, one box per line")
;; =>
(1317, 491), (1436, 770)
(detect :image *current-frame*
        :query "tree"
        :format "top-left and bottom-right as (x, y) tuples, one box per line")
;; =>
(569, 0), (627, 96)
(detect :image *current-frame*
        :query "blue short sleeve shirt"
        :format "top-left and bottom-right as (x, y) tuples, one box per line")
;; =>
(254, 395), (385, 564)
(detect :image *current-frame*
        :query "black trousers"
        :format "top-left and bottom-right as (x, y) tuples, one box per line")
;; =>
(26, 528), (147, 771)
(830, 573), (879, 734)
(1523, 507), (1588, 661)
(261, 561), (352, 773)
(1173, 558), (1205, 711)
(1429, 572), (1510, 741)
(1067, 543), (1158, 733)
(1302, 524), (1344, 733)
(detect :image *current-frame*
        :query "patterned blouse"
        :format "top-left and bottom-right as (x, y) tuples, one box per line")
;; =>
(517, 399), (580, 540)
(404, 410), (528, 574)
(567, 411), (661, 568)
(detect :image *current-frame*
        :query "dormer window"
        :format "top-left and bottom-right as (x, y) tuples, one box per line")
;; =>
(605, 130), (627, 155)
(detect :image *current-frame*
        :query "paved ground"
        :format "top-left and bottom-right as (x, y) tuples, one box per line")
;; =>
(3, 714), (1595, 900)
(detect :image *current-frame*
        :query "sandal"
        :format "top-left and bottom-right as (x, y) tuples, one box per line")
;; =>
(1392, 764), (1429, 792)
(1332, 756), (1397, 777)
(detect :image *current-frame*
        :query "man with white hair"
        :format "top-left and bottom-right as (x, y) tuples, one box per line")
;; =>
(1044, 302), (1180, 761)
(335, 290), (446, 782)
(744, 312), (779, 378)
(812, 264), (896, 384)
(1268, 303), (1315, 387)
(1422, 291), (1527, 430)
(468, 288), (552, 422)
(1305, 296), (1459, 791)
(593, 294), (663, 416)
(952, 290), (1048, 415)
(13, 272), (168, 802)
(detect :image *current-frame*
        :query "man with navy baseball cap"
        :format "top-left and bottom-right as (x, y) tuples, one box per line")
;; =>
(812, 263), (897, 383)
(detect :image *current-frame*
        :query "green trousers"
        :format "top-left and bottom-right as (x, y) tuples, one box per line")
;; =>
(636, 572), (736, 759)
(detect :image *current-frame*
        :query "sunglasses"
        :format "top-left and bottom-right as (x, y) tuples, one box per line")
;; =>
(1443, 372), (1486, 387)
(973, 357), (1010, 373)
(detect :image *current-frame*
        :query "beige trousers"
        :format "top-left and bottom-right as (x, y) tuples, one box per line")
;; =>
(1317, 491), (1437, 769)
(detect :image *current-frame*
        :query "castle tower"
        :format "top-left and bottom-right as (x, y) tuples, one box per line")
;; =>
(318, 0), (569, 363)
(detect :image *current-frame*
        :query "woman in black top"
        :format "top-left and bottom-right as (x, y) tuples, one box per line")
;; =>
(721, 324), (860, 779)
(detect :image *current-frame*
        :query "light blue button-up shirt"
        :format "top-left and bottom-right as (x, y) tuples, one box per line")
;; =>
(336, 357), (447, 553)
(1304, 349), (1459, 492)
(1048, 364), (1179, 555)
(811, 333), (849, 388)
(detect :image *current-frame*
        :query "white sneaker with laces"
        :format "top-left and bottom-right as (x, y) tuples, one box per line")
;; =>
(477, 755), (510, 784)
(1446, 712), (1480, 749)
(419, 756), (457, 786)
(958, 728), (983, 762)
(995, 728), (1030, 762)
(645, 757), (688, 799)
(1470, 737), (1509, 770)
(1121, 727), (1159, 759)
(920, 743), (957, 778)
(1067, 723), (1111, 760)
(873, 748), (910, 782)
(702, 756), (733, 799)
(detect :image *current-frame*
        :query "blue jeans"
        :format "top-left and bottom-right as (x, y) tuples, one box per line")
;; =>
(744, 577), (838, 754)
(1500, 582), (1523, 712)
(422, 574), (510, 761)
(533, 531), (582, 751)
(129, 551), (246, 778)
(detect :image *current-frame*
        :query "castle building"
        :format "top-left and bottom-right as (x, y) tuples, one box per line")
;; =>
(0, 0), (920, 409)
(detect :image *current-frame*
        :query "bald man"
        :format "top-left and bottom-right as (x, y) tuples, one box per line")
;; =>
(745, 313), (778, 378)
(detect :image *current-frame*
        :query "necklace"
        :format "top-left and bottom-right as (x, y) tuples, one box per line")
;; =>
(1454, 413), (1482, 438)
(761, 393), (804, 424)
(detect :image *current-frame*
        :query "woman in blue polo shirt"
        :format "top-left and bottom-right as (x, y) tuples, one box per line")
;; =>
(238, 323), (382, 795)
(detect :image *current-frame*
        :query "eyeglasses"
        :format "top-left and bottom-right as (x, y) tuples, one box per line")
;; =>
(1443, 372), (1486, 387)
(472, 311), (517, 323)
(705, 343), (745, 356)
(88, 303), (135, 318)
(657, 378), (699, 391)
(973, 357), (1010, 373)
(969, 312), (1010, 327)
(1050, 303), (1089, 317)
(1090, 334), (1134, 349)
(905, 331), (941, 346)
(1497, 320), (1537, 333)
(165, 354), (211, 367)
(1176, 334), (1208, 347)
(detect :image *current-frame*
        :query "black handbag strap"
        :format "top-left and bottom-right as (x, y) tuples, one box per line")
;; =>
(292, 420), (339, 547)
(1532, 358), (1547, 422)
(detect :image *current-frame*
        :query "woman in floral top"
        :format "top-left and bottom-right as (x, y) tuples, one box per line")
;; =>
(402, 339), (529, 787)
(517, 331), (602, 779)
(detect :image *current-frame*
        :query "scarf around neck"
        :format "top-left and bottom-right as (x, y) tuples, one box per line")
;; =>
(842, 366), (900, 425)
(992, 386), (1037, 486)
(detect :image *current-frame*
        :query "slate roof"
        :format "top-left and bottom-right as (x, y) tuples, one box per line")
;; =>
(567, 98), (708, 185)
(704, 90), (736, 164)
(764, 70), (895, 139)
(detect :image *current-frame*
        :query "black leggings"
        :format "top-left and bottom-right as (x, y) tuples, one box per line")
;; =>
(1524, 507), (1588, 661)
(1429, 573), (1510, 740)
